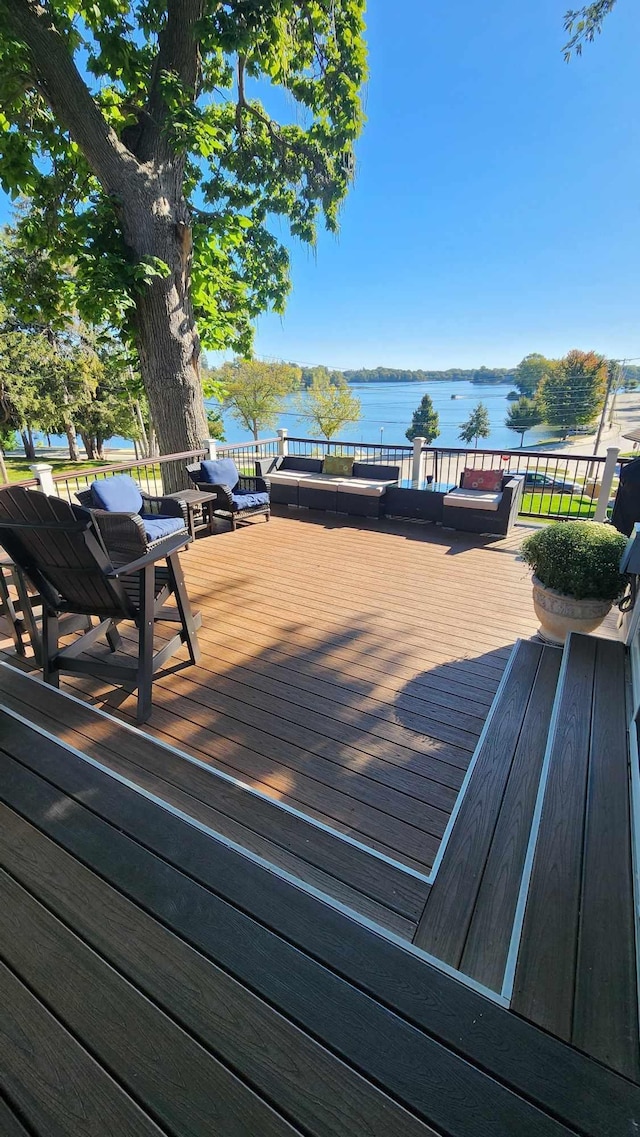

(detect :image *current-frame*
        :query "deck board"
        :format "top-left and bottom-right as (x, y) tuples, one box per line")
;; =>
(512, 636), (596, 1040)
(413, 640), (544, 962)
(460, 644), (562, 990)
(0, 512), (539, 881)
(572, 639), (639, 1079)
(2, 717), (639, 1136)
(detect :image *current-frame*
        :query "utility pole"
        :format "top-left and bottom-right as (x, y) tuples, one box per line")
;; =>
(592, 360), (618, 457)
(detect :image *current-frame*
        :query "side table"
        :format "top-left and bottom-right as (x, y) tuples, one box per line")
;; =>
(165, 489), (219, 541)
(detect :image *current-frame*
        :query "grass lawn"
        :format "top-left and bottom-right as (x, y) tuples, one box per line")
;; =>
(520, 491), (597, 519)
(2, 457), (117, 485)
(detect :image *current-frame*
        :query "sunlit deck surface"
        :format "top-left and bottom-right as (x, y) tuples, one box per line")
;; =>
(0, 507), (542, 937)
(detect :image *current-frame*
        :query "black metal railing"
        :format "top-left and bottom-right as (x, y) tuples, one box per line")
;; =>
(9, 433), (625, 524)
(51, 449), (208, 503)
(418, 445), (618, 521)
(286, 436), (413, 468)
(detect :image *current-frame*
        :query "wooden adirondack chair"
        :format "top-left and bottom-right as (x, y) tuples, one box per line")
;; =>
(0, 487), (201, 723)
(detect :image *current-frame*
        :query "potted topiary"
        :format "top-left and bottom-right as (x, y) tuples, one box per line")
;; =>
(520, 521), (628, 644)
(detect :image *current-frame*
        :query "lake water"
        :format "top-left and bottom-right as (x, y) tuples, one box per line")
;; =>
(33, 379), (554, 453)
(213, 379), (555, 451)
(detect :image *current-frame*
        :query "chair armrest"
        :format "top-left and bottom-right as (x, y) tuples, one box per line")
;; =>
(140, 492), (187, 523)
(190, 480), (234, 510)
(237, 475), (269, 494)
(91, 510), (148, 562)
(107, 533), (190, 578)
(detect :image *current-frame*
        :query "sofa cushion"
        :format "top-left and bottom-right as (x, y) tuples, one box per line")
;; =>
(301, 476), (345, 490)
(337, 479), (387, 497)
(443, 487), (503, 512)
(267, 470), (314, 484)
(461, 467), (503, 492)
(198, 458), (239, 488)
(231, 491), (270, 511)
(281, 456), (323, 473)
(352, 462), (400, 482)
(139, 514), (187, 542)
(323, 455), (354, 477)
(91, 475), (143, 514)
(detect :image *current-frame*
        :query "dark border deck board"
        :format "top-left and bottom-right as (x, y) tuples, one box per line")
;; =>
(572, 639), (640, 1080)
(0, 960), (165, 1137)
(460, 645), (562, 990)
(0, 1094), (34, 1137)
(511, 635), (596, 1039)
(0, 869), (310, 1137)
(0, 674), (428, 926)
(2, 731), (636, 1136)
(413, 641), (543, 962)
(0, 745), (580, 1137)
(0, 804), (436, 1137)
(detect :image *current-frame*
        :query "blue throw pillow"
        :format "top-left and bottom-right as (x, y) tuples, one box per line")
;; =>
(91, 475), (143, 514)
(199, 458), (239, 489)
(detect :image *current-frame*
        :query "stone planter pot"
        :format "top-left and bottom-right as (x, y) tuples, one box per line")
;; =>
(531, 575), (612, 645)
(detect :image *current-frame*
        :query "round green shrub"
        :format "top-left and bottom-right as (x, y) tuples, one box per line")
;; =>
(520, 521), (627, 601)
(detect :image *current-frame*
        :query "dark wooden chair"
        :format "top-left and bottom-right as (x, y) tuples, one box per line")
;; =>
(0, 487), (201, 723)
(186, 457), (270, 530)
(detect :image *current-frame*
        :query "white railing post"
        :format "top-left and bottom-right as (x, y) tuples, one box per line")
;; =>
(411, 437), (425, 488)
(201, 438), (217, 460)
(277, 428), (289, 457)
(594, 446), (620, 522)
(30, 462), (57, 496)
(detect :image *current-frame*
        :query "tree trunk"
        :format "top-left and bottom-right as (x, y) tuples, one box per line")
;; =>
(80, 432), (96, 461)
(96, 434), (106, 460)
(21, 430), (36, 461)
(128, 199), (207, 492)
(64, 419), (80, 462)
(0, 450), (8, 485)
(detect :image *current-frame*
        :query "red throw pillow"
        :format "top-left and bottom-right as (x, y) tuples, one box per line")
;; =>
(461, 468), (503, 492)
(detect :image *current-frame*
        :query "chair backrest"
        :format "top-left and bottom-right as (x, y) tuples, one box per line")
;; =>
(0, 487), (135, 618)
(188, 458), (239, 489)
(89, 475), (144, 513)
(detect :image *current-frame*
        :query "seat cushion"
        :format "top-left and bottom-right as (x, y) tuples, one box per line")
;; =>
(266, 471), (306, 485)
(198, 458), (239, 489)
(337, 479), (387, 497)
(139, 514), (187, 542)
(91, 475), (143, 514)
(231, 491), (270, 512)
(301, 476), (345, 490)
(443, 488), (503, 512)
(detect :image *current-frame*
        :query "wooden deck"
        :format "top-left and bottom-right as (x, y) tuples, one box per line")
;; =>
(0, 509), (540, 936)
(2, 705), (639, 1137)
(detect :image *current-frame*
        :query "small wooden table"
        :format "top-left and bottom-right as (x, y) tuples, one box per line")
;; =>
(165, 489), (219, 541)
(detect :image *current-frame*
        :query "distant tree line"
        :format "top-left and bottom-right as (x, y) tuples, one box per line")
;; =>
(300, 365), (516, 386)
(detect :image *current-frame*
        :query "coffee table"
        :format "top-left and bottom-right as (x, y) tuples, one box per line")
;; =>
(166, 489), (219, 541)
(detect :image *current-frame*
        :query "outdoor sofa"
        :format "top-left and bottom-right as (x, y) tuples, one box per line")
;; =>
(257, 454), (400, 518)
(442, 470), (524, 536)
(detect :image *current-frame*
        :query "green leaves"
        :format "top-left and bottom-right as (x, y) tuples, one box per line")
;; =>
(299, 371), (361, 440)
(0, 0), (367, 378)
(406, 393), (440, 444)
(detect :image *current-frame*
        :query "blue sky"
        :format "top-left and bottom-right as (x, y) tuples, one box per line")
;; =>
(250, 0), (640, 370)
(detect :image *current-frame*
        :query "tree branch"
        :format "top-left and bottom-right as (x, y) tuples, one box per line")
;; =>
(0, 0), (140, 193)
(137, 0), (205, 164)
